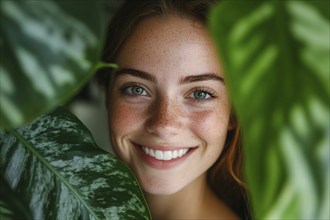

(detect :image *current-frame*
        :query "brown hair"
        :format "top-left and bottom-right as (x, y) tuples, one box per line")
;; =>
(97, 0), (216, 88)
(96, 0), (250, 218)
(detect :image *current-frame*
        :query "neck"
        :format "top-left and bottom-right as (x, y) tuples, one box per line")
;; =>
(145, 175), (209, 220)
(145, 174), (207, 220)
(144, 174), (238, 220)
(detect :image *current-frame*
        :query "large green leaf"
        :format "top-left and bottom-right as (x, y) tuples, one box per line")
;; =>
(0, 175), (33, 220)
(0, 108), (151, 220)
(210, 1), (329, 219)
(0, 0), (105, 128)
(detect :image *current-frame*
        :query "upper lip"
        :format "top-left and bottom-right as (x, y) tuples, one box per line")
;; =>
(133, 142), (196, 151)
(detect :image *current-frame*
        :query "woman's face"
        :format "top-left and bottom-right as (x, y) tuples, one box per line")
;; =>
(107, 15), (233, 195)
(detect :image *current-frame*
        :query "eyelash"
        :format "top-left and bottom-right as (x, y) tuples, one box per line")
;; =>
(120, 82), (150, 97)
(119, 83), (217, 103)
(187, 87), (217, 103)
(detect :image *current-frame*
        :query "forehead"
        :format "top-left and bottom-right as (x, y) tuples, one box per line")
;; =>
(115, 14), (223, 78)
(129, 15), (206, 44)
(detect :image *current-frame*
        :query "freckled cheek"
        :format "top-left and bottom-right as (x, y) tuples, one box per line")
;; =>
(189, 109), (230, 144)
(107, 101), (145, 135)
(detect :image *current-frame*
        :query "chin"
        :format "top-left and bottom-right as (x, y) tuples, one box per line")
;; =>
(137, 175), (190, 196)
(142, 184), (183, 196)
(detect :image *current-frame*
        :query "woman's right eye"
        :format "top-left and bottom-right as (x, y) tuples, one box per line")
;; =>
(121, 85), (149, 97)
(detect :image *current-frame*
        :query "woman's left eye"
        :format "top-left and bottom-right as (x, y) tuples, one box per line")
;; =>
(188, 89), (215, 101)
(193, 91), (209, 99)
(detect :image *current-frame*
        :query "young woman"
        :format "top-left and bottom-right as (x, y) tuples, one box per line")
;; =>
(97, 0), (250, 219)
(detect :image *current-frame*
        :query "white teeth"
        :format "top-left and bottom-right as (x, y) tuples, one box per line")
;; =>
(178, 149), (183, 157)
(149, 149), (155, 157)
(163, 151), (172, 160)
(155, 150), (163, 160)
(141, 146), (190, 161)
(145, 147), (149, 154)
(172, 150), (178, 159)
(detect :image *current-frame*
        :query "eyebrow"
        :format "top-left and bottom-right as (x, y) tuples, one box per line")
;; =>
(113, 68), (157, 82)
(113, 67), (224, 84)
(180, 73), (224, 84)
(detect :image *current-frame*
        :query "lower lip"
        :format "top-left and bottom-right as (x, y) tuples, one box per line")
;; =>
(134, 144), (196, 169)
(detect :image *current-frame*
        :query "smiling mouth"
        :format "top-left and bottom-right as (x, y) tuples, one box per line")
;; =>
(140, 145), (190, 161)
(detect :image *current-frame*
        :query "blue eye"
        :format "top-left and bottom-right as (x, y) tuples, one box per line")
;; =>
(130, 86), (143, 95)
(124, 85), (149, 96)
(189, 90), (212, 100)
(193, 91), (209, 99)
(187, 88), (217, 103)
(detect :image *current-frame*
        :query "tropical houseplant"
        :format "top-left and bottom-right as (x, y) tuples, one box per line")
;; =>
(1, 1), (150, 219)
(1, 0), (329, 219)
(209, 1), (329, 218)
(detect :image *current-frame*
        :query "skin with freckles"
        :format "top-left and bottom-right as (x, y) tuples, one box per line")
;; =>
(107, 14), (238, 219)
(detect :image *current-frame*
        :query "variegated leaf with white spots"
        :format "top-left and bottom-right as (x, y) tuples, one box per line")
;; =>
(210, 1), (329, 219)
(0, 0), (104, 128)
(0, 108), (151, 220)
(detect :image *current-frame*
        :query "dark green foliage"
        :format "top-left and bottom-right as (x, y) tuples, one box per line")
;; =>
(1, 108), (150, 220)
(210, 1), (329, 218)
(0, 0), (104, 128)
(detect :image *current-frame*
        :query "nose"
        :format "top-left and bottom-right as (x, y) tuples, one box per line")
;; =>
(145, 96), (184, 137)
